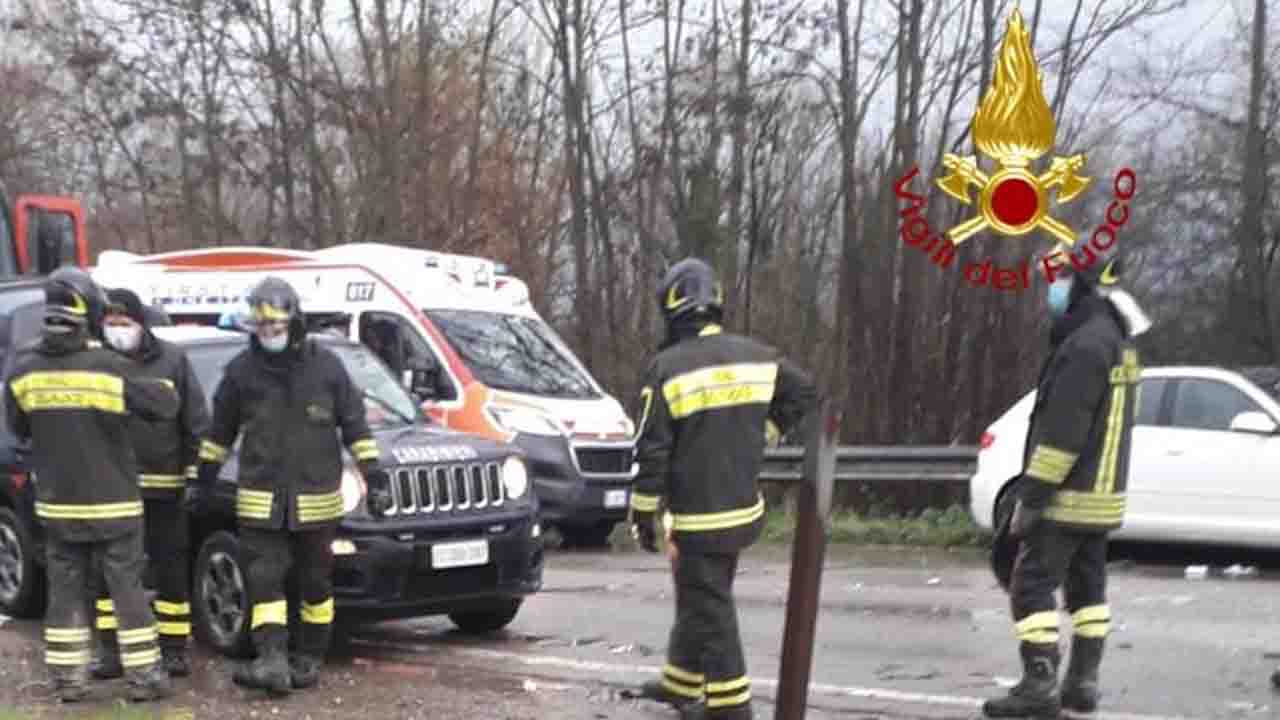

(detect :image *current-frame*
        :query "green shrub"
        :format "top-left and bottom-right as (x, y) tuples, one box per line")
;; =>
(761, 504), (990, 548)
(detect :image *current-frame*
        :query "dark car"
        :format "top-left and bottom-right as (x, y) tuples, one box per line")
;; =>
(0, 291), (543, 656)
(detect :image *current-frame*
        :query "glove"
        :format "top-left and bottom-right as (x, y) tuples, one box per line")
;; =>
(363, 466), (393, 518)
(182, 483), (207, 515)
(630, 510), (658, 553)
(1009, 500), (1044, 539)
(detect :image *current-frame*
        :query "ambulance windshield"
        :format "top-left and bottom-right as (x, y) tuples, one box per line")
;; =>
(424, 309), (599, 399)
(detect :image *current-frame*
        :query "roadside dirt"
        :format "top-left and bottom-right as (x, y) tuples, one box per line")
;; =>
(0, 617), (669, 719)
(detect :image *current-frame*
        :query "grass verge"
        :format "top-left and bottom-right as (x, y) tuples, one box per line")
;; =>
(760, 504), (990, 548)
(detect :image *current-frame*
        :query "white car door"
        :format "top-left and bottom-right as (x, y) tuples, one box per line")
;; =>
(1119, 376), (1173, 535)
(1142, 377), (1280, 545)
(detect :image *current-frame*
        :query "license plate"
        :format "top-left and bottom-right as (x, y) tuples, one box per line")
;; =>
(604, 489), (629, 508)
(430, 540), (489, 569)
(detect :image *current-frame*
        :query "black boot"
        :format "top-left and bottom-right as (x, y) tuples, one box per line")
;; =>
(291, 619), (331, 689)
(161, 644), (190, 678)
(89, 632), (122, 680)
(51, 665), (90, 703)
(1061, 636), (1103, 713)
(290, 654), (322, 689)
(630, 678), (703, 710)
(126, 663), (173, 702)
(983, 642), (1062, 718)
(233, 627), (292, 697)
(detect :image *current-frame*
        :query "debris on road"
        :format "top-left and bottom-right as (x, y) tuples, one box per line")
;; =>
(874, 663), (941, 681)
(1223, 564), (1259, 578)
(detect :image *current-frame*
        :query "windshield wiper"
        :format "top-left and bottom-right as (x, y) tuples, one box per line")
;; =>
(363, 389), (416, 427)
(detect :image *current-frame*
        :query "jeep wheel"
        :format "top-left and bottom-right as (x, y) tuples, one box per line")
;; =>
(0, 507), (45, 618)
(448, 599), (522, 634)
(193, 531), (253, 658)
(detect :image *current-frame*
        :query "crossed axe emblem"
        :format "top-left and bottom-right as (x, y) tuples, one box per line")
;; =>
(935, 153), (1092, 246)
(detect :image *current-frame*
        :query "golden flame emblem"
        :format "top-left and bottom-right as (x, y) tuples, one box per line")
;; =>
(936, 7), (1091, 246)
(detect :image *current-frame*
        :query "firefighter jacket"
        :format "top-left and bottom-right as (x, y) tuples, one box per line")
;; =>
(197, 338), (379, 531)
(629, 323), (818, 554)
(1020, 293), (1141, 532)
(125, 332), (211, 500)
(5, 332), (181, 542)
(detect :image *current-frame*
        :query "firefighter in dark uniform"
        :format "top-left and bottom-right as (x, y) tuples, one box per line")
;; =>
(88, 288), (211, 679)
(629, 258), (817, 719)
(183, 276), (391, 696)
(984, 244), (1151, 718)
(5, 267), (180, 703)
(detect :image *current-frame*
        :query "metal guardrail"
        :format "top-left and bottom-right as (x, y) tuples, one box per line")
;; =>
(759, 445), (979, 485)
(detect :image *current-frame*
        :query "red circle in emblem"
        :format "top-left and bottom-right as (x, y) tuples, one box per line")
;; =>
(990, 177), (1039, 227)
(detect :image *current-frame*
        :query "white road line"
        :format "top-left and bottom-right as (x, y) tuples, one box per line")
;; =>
(430, 645), (1203, 720)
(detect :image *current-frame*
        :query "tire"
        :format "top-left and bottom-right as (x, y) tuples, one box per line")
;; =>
(0, 507), (46, 619)
(560, 521), (617, 549)
(448, 598), (522, 634)
(192, 530), (254, 659)
(993, 477), (1024, 532)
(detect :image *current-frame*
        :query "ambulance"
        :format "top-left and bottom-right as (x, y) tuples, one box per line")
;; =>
(91, 243), (637, 547)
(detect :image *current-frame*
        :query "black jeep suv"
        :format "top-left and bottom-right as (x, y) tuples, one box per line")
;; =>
(0, 286), (542, 657)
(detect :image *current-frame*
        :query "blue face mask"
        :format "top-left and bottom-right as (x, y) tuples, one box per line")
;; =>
(1047, 276), (1073, 318)
(259, 333), (289, 353)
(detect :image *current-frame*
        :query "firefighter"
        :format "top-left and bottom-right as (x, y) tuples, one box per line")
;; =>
(183, 276), (392, 696)
(983, 244), (1151, 718)
(88, 288), (211, 679)
(628, 258), (818, 719)
(5, 267), (180, 703)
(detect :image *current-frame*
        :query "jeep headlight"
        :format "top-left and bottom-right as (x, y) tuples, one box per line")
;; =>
(502, 456), (529, 499)
(340, 465), (367, 515)
(488, 406), (563, 437)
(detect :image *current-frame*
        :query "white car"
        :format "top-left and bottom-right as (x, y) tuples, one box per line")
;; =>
(969, 366), (1280, 548)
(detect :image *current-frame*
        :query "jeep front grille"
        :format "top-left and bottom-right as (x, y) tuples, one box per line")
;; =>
(574, 445), (633, 475)
(389, 462), (504, 515)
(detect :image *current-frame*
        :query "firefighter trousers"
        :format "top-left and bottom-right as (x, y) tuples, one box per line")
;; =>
(242, 526), (336, 657)
(1008, 523), (1110, 649)
(47, 529), (159, 675)
(92, 498), (191, 649)
(660, 551), (751, 717)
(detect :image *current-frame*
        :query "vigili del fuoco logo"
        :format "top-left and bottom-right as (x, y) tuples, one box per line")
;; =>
(894, 6), (1136, 292)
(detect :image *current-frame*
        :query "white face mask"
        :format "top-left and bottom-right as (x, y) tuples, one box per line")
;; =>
(104, 325), (142, 352)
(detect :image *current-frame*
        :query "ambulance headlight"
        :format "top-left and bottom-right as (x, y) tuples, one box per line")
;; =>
(502, 457), (529, 500)
(340, 465), (367, 515)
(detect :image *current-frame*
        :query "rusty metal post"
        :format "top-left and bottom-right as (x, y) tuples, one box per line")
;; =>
(774, 399), (839, 720)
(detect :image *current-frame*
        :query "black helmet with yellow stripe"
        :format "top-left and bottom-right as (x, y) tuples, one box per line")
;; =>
(245, 276), (301, 326)
(658, 258), (724, 324)
(44, 266), (106, 335)
(1048, 239), (1123, 292)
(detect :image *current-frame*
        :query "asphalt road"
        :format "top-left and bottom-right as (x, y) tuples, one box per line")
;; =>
(3, 543), (1280, 718)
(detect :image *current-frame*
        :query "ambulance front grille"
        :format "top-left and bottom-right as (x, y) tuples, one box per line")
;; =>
(388, 462), (504, 515)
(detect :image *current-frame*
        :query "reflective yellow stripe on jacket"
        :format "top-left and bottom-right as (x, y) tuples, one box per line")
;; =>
(139, 474), (184, 490)
(10, 371), (125, 414)
(236, 488), (274, 520)
(1044, 490), (1126, 525)
(349, 438), (379, 462)
(671, 494), (766, 532)
(297, 491), (343, 523)
(662, 363), (778, 420)
(198, 440), (228, 463)
(36, 501), (143, 520)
